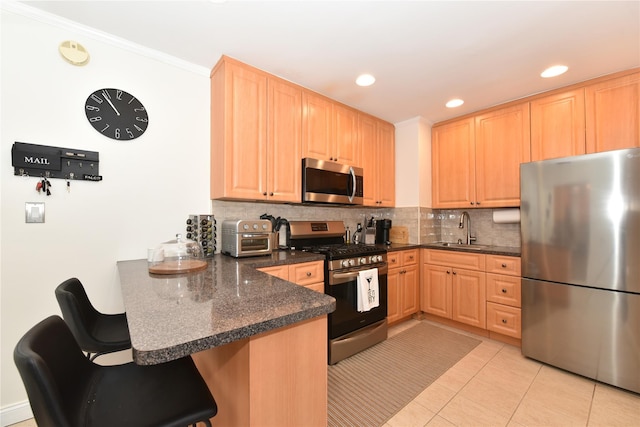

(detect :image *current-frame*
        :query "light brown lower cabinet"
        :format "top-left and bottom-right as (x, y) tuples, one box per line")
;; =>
(485, 255), (522, 340)
(258, 260), (324, 292)
(421, 249), (486, 329)
(421, 249), (522, 345)
(387, 249), (419, 324)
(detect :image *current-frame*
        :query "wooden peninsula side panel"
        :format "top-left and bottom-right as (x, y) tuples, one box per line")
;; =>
(192, 316), (328, 427)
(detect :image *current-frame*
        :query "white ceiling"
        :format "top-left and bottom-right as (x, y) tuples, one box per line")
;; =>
(13, 1), (640, 124)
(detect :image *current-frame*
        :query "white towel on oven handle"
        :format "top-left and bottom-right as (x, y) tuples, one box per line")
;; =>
(357, 268), (379, 312)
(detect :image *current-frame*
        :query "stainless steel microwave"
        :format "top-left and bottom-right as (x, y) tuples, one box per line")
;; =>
(302, 158), (363, 205)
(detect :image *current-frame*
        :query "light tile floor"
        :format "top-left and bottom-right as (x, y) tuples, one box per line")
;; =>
(385, 320), (640, 427)
(10, 319), (640, 427)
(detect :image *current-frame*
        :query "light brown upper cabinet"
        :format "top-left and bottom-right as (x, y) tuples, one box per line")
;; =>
(302, 91), (361, 167)
(360, 113), (395, 207)
(432, 117), (476, 208)
(585, 72), (640, 153)
(211, 57), (301, 202)
(530, 89), (586, 161)
(474, 103), (531, 208)
(432, 103), (530, 208)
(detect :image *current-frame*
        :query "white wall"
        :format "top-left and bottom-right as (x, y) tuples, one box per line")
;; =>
(395, 116), (432, 207)
(0, 6), (211, 421)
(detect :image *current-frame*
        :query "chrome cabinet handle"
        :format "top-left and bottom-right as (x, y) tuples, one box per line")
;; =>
(306, 272), (311, 277)
(501, 288), (507, 293)
(502, 319), (507, 324)
(501, 263), (507, 268)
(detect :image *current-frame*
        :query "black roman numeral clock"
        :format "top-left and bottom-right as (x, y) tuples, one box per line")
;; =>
(84, 88), (149, 140)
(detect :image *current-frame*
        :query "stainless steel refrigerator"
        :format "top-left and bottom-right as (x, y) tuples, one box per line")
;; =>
(521, 147), (640, 394)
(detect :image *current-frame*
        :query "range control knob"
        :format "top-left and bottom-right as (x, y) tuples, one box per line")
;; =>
(243, 224), (249, 230)
(348, 259), (355, 267)
(359, 257), (367, 264)
(341, 260), (350, 268)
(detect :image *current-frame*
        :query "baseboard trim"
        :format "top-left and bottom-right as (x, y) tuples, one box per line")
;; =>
(1, 401), (33, 427)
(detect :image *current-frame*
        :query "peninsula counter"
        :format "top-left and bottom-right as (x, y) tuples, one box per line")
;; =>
(118, 254), (335, 427)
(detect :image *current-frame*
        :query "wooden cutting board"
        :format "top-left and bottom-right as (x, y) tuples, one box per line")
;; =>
(148, 259), (207, 274)
(389, 226), (409, 244)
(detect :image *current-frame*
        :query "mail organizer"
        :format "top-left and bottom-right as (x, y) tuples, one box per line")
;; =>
(12, 142), (101, 181)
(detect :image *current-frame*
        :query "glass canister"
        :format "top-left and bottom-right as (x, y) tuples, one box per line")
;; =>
(148, 234), (207, 274)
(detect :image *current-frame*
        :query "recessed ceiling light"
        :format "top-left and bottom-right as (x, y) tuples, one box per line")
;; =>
(541, 65), (568, 78)
(446, 99), (464, 108)
(356, 74), (375, 87)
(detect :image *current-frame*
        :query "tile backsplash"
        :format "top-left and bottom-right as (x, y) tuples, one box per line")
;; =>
(210, 201), (520, 251)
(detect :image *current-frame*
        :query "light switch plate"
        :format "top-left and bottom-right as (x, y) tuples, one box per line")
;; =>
(25, 202), (45, 223)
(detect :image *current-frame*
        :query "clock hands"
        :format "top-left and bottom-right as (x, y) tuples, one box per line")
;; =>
(101, 90), (120, 116)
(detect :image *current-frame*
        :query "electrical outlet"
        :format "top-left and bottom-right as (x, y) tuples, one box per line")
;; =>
(25, 202), (45, 223)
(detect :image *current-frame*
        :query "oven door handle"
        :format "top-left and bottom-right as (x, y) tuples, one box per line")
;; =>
(329, 264), (387, 286)
(240, 233), (271, 239)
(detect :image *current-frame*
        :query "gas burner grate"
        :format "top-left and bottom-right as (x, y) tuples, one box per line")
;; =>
(303, 244), (385, 260)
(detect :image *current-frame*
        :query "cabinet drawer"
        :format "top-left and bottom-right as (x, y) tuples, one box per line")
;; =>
(423, 249), (485, 271)
(486, 302), (521, 338)
(402, 249), (418, 266)
(486, 255), (521, 276)
(289, 261), (324, 286)
(388, 252), (402, 268)
(486, 273), (521, 307)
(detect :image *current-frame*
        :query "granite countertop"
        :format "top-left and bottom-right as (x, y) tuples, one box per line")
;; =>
(377, 242), (520, 256)
(420, 243), (521, 257)
(117, 252), (334, 365)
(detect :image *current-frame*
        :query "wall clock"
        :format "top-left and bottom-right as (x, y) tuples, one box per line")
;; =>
(84, 88), (149, 140)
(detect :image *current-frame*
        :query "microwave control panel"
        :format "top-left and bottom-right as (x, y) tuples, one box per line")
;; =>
(186, 214), (216, 257)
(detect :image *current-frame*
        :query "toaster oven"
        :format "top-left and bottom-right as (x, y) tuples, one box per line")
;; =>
(221, 219), (273, 258)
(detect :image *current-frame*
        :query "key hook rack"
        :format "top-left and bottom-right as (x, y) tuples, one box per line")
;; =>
(11, 142), (102, 182)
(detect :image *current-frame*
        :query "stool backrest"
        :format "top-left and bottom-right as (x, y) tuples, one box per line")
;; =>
(14, 315), (96, 427)
(55, 278), (101, 352)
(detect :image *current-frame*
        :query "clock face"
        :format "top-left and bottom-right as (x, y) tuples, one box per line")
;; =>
(84, 88), (149, 140)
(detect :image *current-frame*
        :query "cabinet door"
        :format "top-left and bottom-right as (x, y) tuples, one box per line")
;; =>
(432, 118), (476, 208)
(387, 268), (401, 324)
(585, 72), (640, 153)
(401, 264), (419, 317)
(211, 60), (267, 199)
(530, 89), (586, 161)
(451, 268), (486, 328)
(334, 104), (360, 166)
(475, 103), (530, 208)
(421, 264), (452, 318)
(376, 121), (396, 207)
(359, 114), (378, 206)
(268, 79), (302, 202)
(302, 91), (334, 161)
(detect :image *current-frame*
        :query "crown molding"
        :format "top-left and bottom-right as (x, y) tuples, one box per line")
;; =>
(1, 1), (210, 77)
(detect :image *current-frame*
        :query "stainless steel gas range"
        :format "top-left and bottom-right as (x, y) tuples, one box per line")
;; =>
(288, 221), (388, 364)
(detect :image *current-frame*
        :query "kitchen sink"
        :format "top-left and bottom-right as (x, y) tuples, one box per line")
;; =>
(435, 242), (489, 250)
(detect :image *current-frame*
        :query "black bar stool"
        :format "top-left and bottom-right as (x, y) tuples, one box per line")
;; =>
(55, 278), (131, 361)
(14, 315), (217, 427)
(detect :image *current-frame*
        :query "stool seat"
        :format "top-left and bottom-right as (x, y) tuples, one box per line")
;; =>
(55, 278), (131, 360)
(14, 315), (217, 427)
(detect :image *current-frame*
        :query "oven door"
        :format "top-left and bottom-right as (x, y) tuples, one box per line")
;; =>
(327, 264), (388, 339)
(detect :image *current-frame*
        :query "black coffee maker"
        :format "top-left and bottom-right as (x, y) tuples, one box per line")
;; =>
(375, 219), (392, 244)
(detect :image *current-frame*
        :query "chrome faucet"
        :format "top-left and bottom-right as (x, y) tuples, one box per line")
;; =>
(459, 211), (476, 245)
